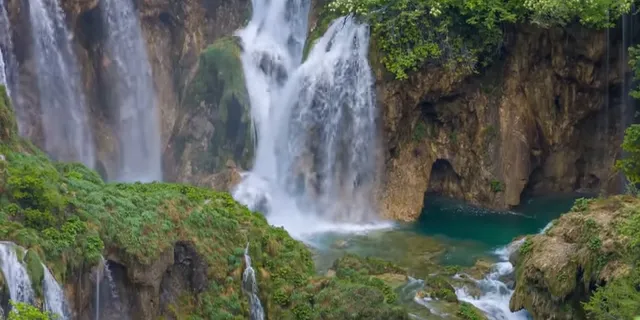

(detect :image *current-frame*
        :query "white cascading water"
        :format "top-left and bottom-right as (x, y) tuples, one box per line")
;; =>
(0, 242), (34, 305)
(28, 0), (95, 167)
(453, 238), (529, 320)
(43, 264), (70, 320)
(0, 0), (15, 99)
(242, 244), (264, 320)
(233, 0), (391, 237)
(100, 0), (162, 182)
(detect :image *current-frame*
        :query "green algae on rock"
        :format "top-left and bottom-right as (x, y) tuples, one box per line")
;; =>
(511, 196), (640, 319)
(167, 36), (253, 190)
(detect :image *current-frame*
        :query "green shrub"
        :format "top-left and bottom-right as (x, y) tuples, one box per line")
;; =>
(489, 180), (504, 193)
(7, 301), (53, 320)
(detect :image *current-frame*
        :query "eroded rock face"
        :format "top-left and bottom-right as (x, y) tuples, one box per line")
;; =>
(378, 25), (626, 221)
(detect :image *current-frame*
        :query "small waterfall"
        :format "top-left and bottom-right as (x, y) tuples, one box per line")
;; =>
(242, 244), (264, 320)
(28, 0), (95, 166)
(94, 257), (125, 320)
(0, 242), (34, 304)
(234, 1), (381, 234)
(453, 239), (530, 320)
(42, 264), (70, 320)
(100, 0), (162, 182)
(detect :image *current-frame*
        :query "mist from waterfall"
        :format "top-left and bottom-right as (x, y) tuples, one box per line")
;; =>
(100, 0), (162, 182)
(43, 264), (70, 320)
(233, 0), (388, 237)
(0, 242), (34, 305)
(242, 244), (264, 320)
(28, 0), (95, 167)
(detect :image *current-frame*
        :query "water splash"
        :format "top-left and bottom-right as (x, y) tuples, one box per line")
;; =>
(234, 4), (386, 236)
(453, 239), (530, 320)
(28, 0), (95, 166)
(0, 242), (34, 304)
(43, 264), (70, 320)
(100, 0), (162, 182)
(242, 243), (264, 320)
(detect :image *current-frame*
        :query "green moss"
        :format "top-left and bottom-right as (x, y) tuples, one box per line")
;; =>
(457, 302), (487, 320)
(489, 180), (504, 193)
(179, 37), (253, 173)
(23, 250), (44, 298)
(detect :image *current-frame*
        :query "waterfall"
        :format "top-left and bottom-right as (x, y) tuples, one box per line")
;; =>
(100, 0), (162, 183)
(94, 257), (125, 320)
(43, 264), (70, 320)
(28, 0), (95, 167)
(0, 0), (16, 99)
(242, 244), (264, 320)
(0, 242), (34, 304)
(233, 0), (382, 235)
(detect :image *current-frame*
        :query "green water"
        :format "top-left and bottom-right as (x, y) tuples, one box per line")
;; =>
(310, 194), (586, 275)
(414, 194), (584, 265)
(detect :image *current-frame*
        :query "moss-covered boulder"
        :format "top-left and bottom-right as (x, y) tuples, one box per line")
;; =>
(165, 37), (253, 190)
(511, 196), (640, 319)
(0, 85), (409, 319)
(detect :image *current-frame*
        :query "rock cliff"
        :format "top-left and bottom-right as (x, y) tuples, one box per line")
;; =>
(378, 24), (631, 220)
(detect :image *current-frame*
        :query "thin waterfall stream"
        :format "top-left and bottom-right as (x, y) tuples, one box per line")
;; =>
(43, 264), (70, 320)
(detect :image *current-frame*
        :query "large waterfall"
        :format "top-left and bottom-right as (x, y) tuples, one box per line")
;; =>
(28, 0), (95, 166)
(100, 0), (162, 182)
(0, 242), (34, 305)
(233, 0), (384, 236)
(43, 264), (70, 320)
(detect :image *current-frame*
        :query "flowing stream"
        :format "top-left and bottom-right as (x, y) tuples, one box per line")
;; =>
(100, 0), (162, 182)
(28, 0), (95, 166)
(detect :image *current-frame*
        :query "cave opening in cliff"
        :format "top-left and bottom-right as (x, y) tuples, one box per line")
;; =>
(426, 159), (462, 196)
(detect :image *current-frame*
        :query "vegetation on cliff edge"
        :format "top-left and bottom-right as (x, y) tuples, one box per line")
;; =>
(0, 85), (407, 319)
(313, 0), (633, 79)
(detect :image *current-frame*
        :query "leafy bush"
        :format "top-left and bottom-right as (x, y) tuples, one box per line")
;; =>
(324, 0), (632, 79)
(7, 301), (53, 320)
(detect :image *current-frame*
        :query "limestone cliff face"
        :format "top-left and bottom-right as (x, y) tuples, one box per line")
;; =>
(6, 0), (249, 182)
(378, 25), (628, 221)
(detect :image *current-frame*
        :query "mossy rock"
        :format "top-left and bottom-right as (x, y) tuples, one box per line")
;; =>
(23, 250), (44, 298)
(417, 275), (458, 303)
(512, 196), (640, 319)
(173, 36), (253, 177)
